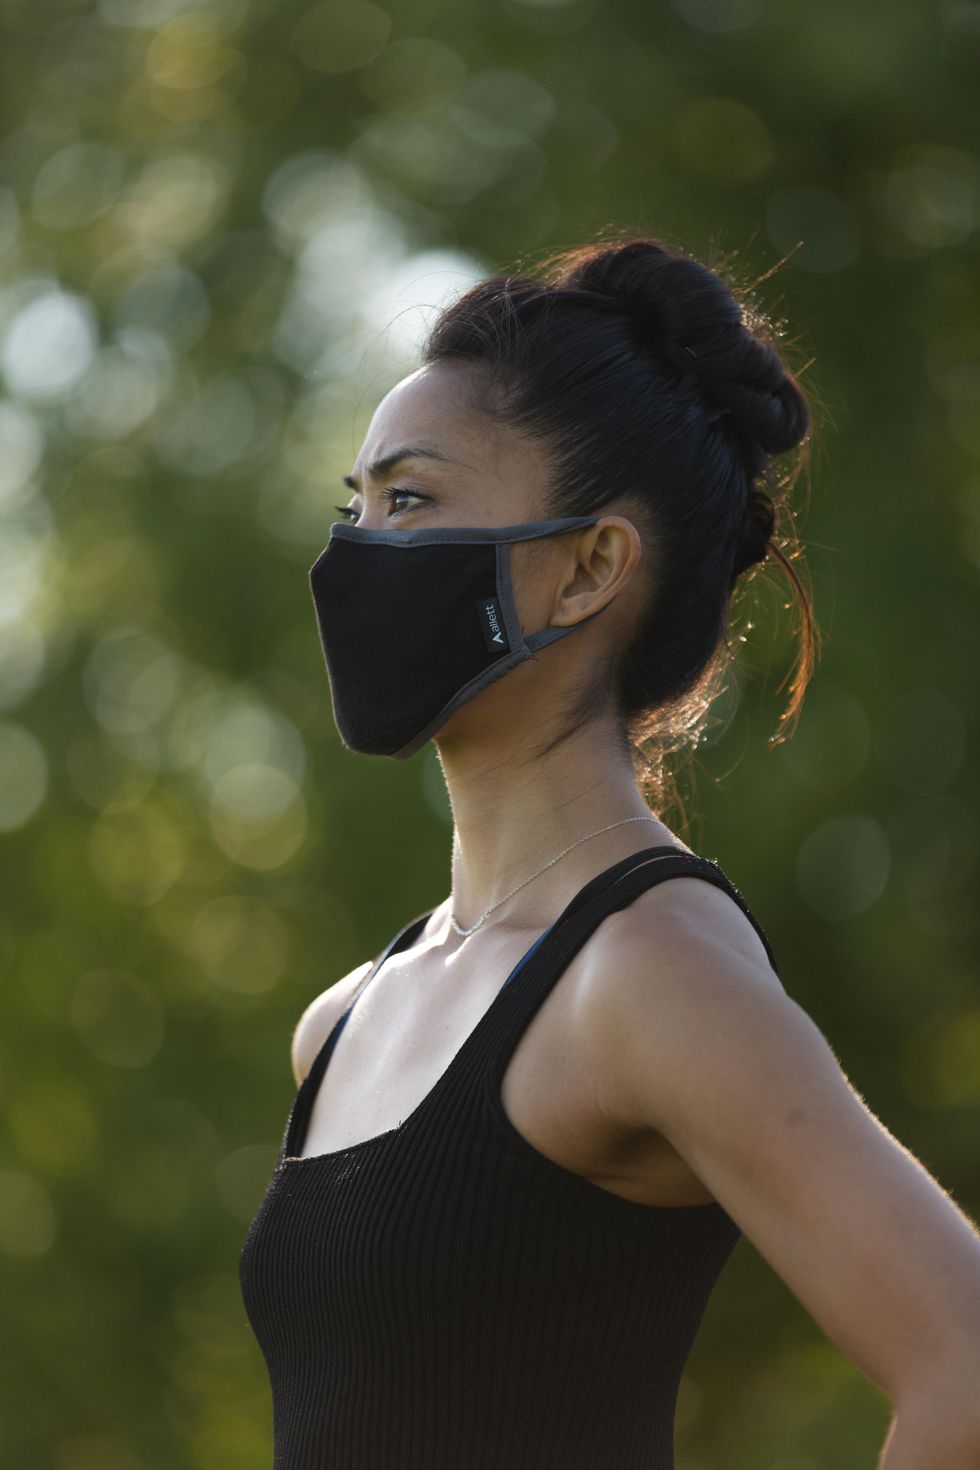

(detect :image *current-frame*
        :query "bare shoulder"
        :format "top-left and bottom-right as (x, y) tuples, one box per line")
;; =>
(618, 867), (783, 992)
(290, 958), (375, 1087)
(575, 868), (787, 1127)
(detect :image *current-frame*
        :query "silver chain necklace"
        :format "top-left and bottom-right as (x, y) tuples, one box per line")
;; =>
(449, 816), (664, 937)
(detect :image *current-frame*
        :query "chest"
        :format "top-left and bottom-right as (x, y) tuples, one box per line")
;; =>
(297, 931), (716, 1210)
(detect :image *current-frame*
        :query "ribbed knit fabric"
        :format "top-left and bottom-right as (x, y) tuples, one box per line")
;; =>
(238, 845), (780, 1469)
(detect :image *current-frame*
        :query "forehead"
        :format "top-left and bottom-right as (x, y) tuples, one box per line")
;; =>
(357, 362), (483, 453)
(350, 361), (547, 493)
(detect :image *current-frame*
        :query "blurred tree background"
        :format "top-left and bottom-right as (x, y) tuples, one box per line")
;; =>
(0, 0), (977, 1466)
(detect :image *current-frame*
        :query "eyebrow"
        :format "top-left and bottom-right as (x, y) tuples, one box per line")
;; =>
(342, 444), (458, 490)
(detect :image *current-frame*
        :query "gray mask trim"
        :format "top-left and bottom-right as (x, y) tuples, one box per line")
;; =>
(318, 513), (612, 761)
(325, 515), (600, 550)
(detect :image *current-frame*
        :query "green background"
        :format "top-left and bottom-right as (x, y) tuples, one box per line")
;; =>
(0, 1), (977, 1466)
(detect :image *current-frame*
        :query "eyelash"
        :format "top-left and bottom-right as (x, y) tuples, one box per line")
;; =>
(333, 488), (428, 522)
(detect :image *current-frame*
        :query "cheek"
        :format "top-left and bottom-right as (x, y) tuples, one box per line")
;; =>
(510, 543), (555, 628)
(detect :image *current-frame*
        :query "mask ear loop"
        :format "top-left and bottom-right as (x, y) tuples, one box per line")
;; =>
(524, 597), (615, 657)
(495, 527), (594, 655)
(498, 522), (617, 659)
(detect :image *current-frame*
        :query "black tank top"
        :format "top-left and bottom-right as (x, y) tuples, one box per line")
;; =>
(238, 846), (779, 1469)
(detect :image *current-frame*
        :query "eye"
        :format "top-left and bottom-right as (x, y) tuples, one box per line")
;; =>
(381, 486), (428, 515)
(332, 488), (429, 522)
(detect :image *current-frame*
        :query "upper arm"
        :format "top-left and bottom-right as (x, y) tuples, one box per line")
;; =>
(597, 905), (980, 1404)
(290, 959), (374, 1087)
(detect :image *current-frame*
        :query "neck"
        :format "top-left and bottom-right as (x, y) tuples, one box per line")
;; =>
(435, 715), (682, 935)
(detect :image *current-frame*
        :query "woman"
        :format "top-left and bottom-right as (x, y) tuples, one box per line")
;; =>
(238, 234), (980, 1468)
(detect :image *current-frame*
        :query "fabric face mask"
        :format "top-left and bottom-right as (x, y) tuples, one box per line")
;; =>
(308, 515), (614, 760)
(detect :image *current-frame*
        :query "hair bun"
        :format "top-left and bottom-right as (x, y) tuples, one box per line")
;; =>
(552, 237), (810, 471)
(732, 487), (777, 582)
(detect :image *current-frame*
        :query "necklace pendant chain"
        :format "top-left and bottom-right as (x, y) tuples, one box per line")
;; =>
(449, 816), (664, 938)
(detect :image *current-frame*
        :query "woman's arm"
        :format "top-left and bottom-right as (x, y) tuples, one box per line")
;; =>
(591, 888), (980, 1460)
(878, 1370), (980, 1469)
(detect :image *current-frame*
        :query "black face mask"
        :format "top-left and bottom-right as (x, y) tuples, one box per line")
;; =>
(308, 515), (614, 760)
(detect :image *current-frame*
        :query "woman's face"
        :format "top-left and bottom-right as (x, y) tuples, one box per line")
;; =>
(338, 359), (643, 756)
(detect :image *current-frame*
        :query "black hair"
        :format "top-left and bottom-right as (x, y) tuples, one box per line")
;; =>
(420, 230), (820, 829)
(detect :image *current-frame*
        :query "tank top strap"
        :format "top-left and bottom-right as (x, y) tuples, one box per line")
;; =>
(481, 844), (779, 1091)
(281, 906), (433, 1160)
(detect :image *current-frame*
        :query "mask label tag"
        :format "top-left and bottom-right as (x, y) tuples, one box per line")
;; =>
(476, 596), (509, 655)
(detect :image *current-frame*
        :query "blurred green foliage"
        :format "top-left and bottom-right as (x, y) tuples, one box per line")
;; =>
(0, 0), (977, 1466)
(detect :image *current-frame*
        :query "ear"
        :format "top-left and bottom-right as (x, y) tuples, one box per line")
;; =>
(553, 516), (644, 627)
